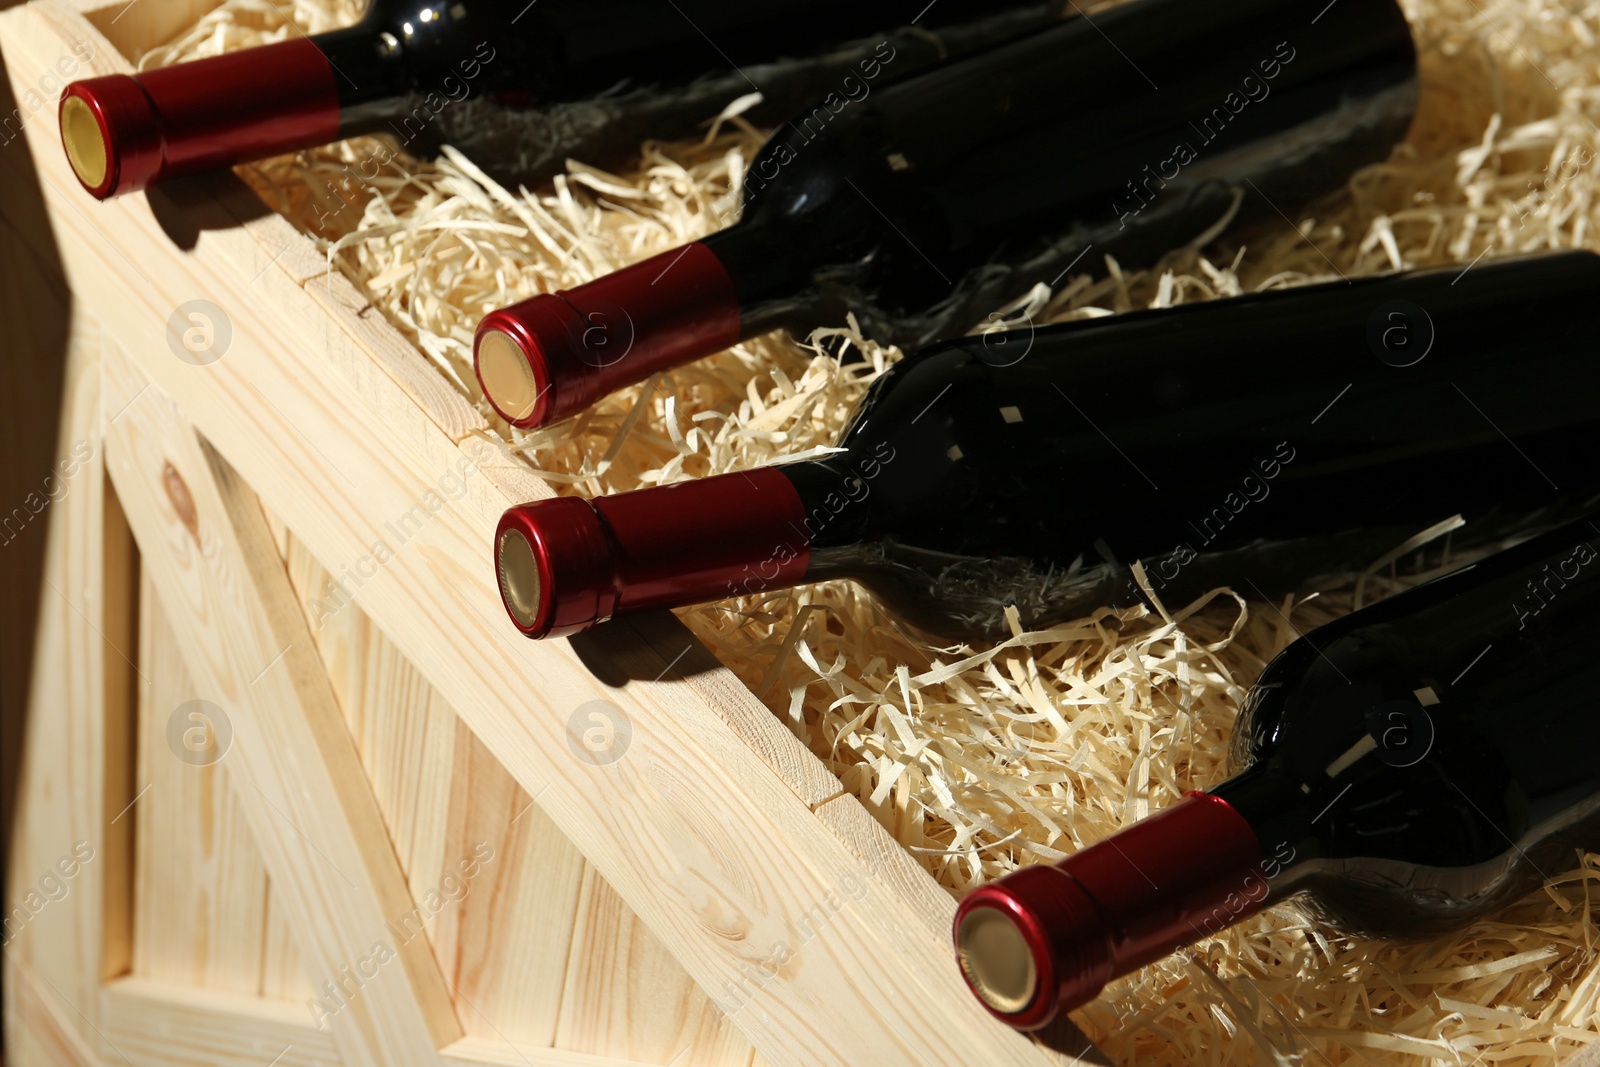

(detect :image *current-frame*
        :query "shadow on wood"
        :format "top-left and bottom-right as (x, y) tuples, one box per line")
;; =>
(567, 611), (727, 686)
(0, 34), (72, 1000)
(147, 169), (273, 251)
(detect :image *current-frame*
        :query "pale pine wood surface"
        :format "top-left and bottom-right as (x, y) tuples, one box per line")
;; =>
(277, 519), (757, 1062)
(101, 347), (460, 1064)
(554, 867), (757, 1067)
(99, 977), (341, 1067)
(133, 573), (272, 997)
(3, 312), (135, 1064)
(6, 958), (101, 1067)
(427, 720), (588, 1049)
(259, 888), (315, 1003)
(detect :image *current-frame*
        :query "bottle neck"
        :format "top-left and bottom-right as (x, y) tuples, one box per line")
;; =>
(955, 792), (1268, 1030)
(701, 219), (823, 337)
(476, 242), (745, 428)
(317, 23), (415, 125)
(495, 466), (815, 639)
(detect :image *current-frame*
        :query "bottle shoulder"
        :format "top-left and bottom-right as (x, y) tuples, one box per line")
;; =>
(1219, 515), (1600, 937)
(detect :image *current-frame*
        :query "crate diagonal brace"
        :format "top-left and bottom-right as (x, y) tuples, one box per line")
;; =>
(101, 345), (462, 1067)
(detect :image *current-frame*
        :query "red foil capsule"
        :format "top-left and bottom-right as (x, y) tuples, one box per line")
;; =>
(954, 792), (1263, 1029)
(59, 37), (340, 199)
(474, 243), (741, 428)
(494, 467), (809, 639)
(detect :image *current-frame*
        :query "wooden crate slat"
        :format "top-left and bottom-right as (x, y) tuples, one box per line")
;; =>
(133, 571), (273, 995)
(6, 957), (103, 1067)
(298, 266), (488, 444)
(554, 865), (757, 1067)
(4, 309), (136, 1062)
(430, 720), (589, 1048)
(260, 883), (317, 1003)
(101, 348), (461, 1063)
(440, 1036), (654, 1067)
(812, 794), (952, 944)
(285, 529), (456, 888)
(100, 976), (341, 1067)
(100, 976), (721, 1067)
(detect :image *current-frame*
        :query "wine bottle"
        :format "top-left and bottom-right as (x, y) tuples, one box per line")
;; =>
(954, 508), (1600, 1029)
(492, 249), (1600, 641)
(474, 0), (1418, 428)
(59, 0), (1064, 199)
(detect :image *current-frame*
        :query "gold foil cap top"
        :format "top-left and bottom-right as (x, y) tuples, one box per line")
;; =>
(61, 95), (109, 191)
(498, 527), (542, 629)
(957, 907), (1039, 1015)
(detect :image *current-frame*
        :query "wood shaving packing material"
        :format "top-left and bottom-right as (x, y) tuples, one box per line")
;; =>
(142, 0), (1600, 1062)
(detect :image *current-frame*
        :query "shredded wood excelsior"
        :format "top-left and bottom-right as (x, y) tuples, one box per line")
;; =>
(143, 0), (1600, 1062)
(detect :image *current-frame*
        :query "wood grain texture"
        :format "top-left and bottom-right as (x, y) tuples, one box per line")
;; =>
(99, 979), (702, 1067)
(101, 345), (459, 1064)
(260, 885), (315, 1003)
(3, 310), (132, 1064)
(271, 521), (744, 1058)
(299, 267), (487, 444)
(555, 866), (755, 1067)
(2, 2), (1094, 1061)
(271, 526), (585, 1044)
(132, 572), (267, 995)
(100, 977), (341, 1067)
(6, 956), (101, 1067)
(428, 720), (586, 1048)
(301, 565), (457, 897)
(200, 441), (464, 1050)
(440, 1035), (657, 1067)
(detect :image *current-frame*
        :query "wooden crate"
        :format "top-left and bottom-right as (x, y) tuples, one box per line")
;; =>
(0, 2), (1099, 1065)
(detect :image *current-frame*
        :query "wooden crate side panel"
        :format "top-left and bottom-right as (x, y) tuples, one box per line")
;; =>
(129, 573), (321, 1004)
(273, 527), (587, 1041)
(230, 502), (322, 1008)
(101, 976), (730, 1067)
(101, 343), (458, 1064)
